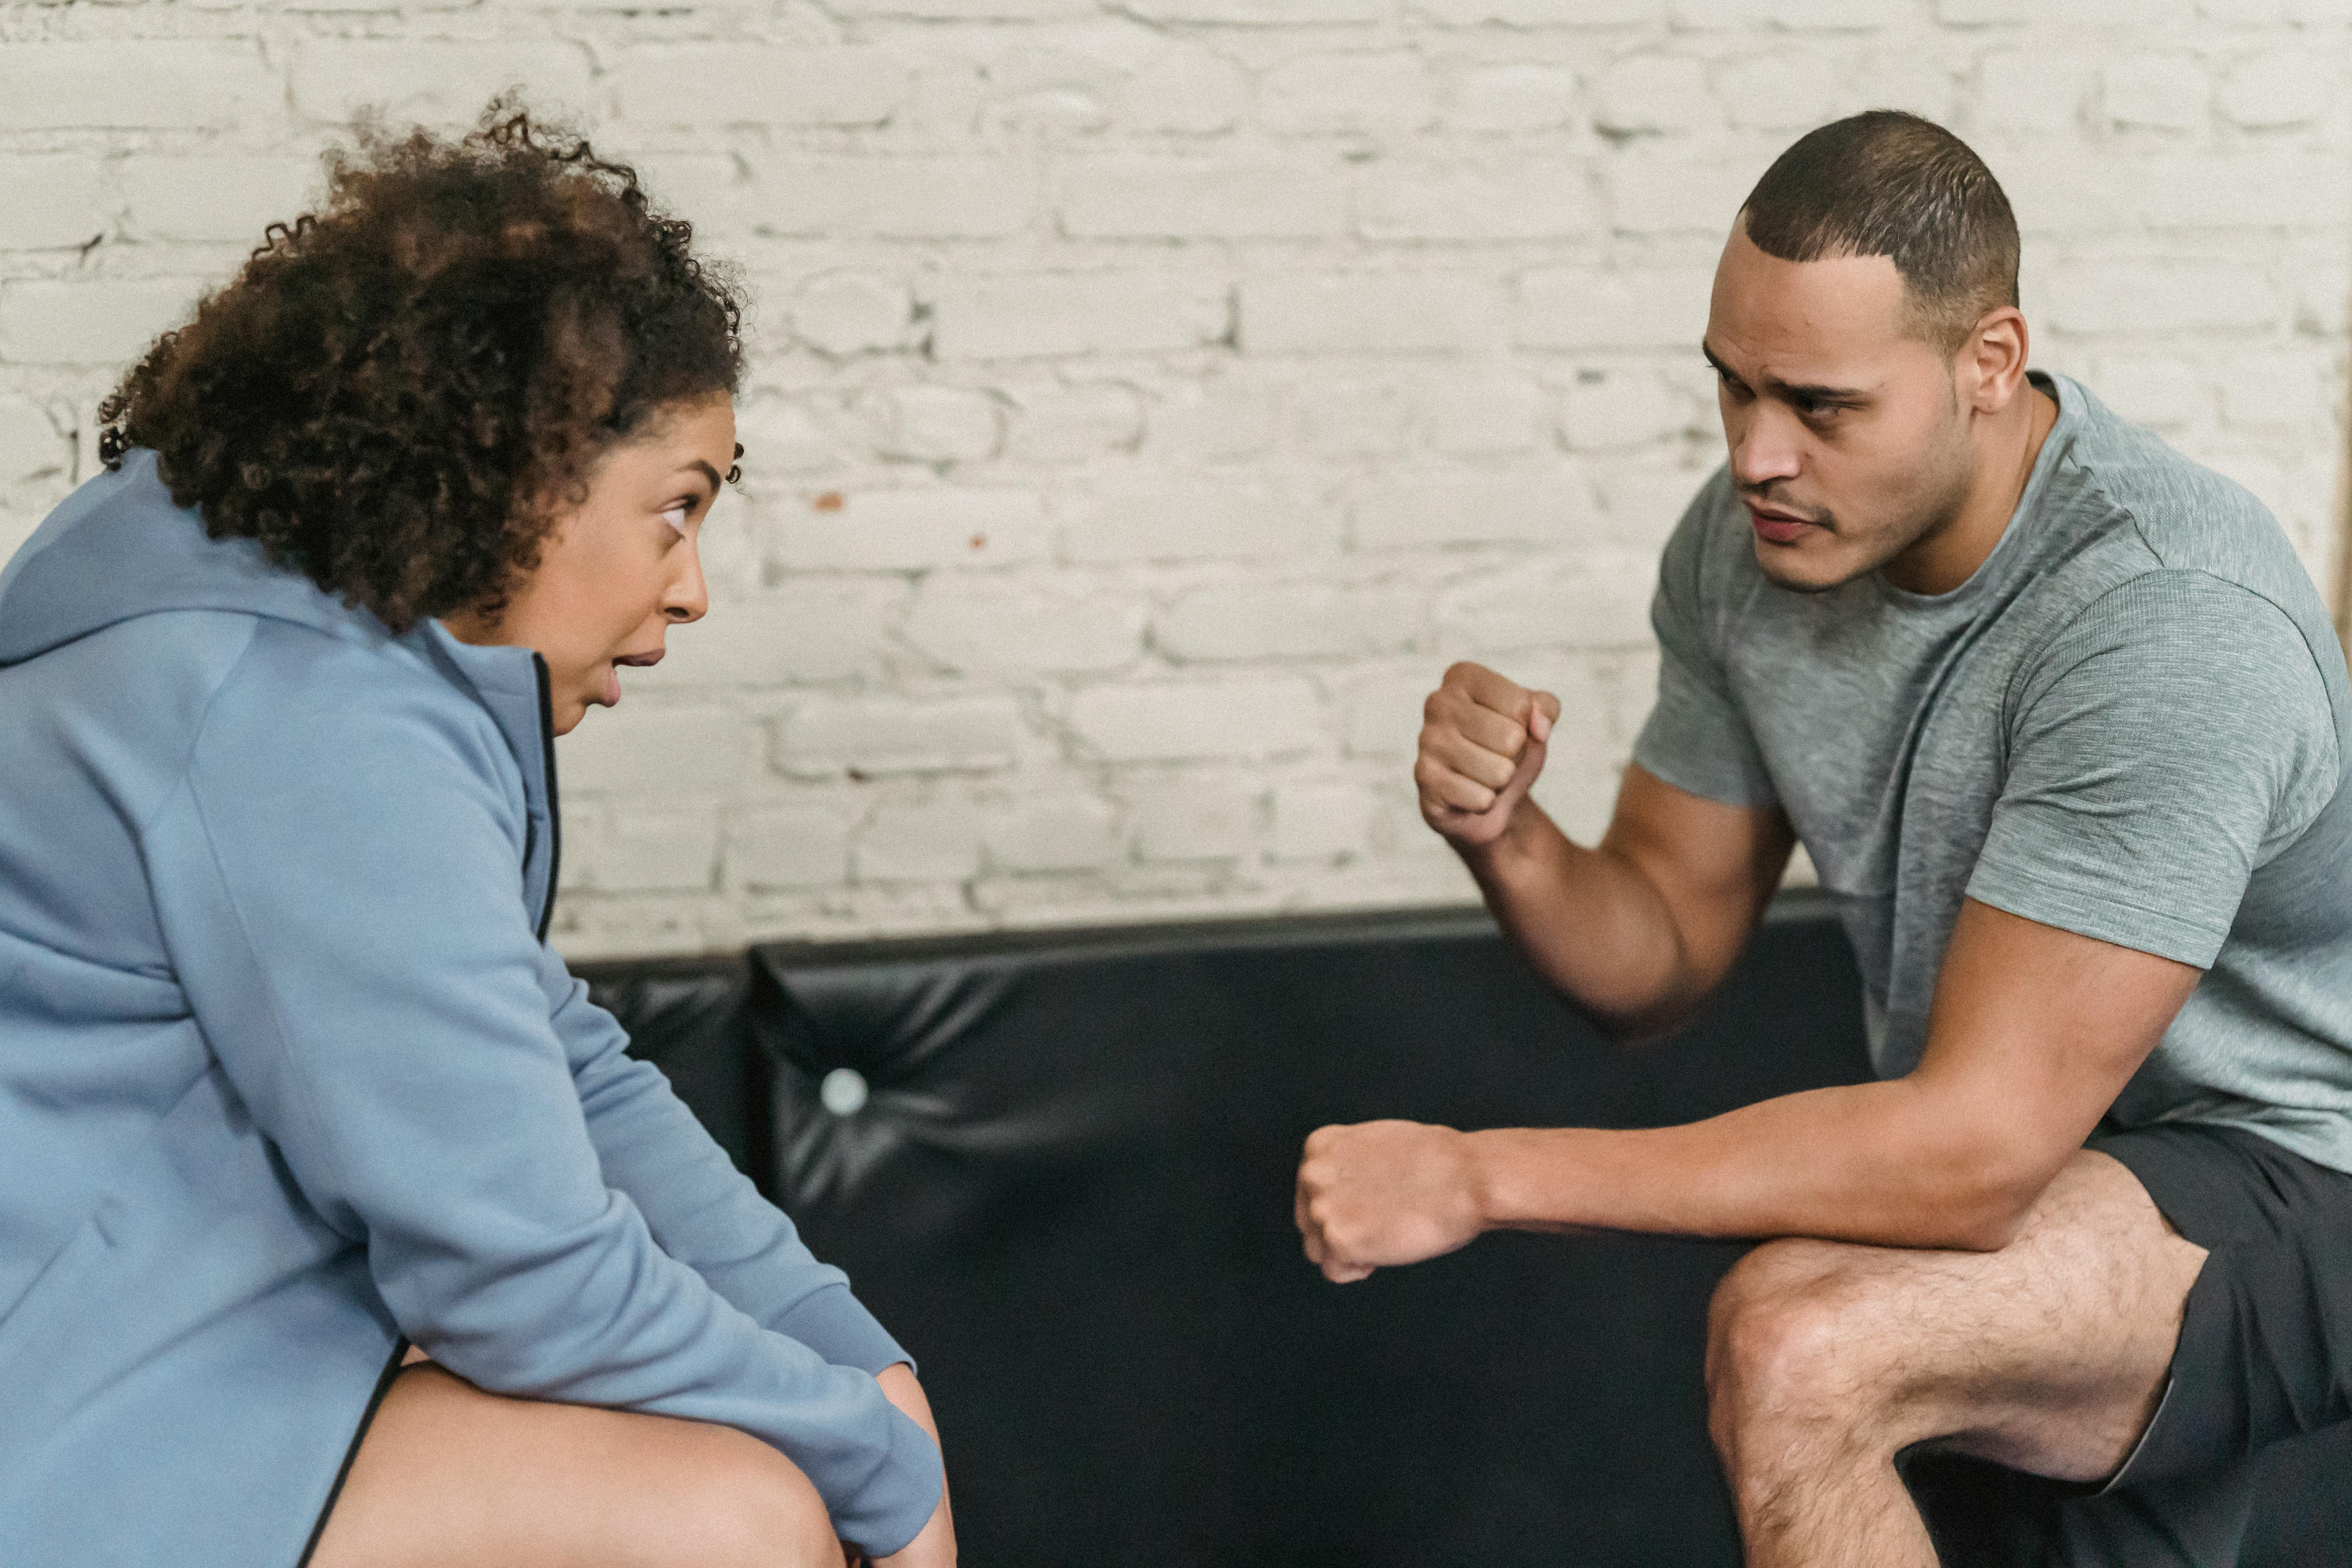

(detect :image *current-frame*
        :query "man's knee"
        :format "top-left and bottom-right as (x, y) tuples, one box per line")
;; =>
(1706, 1241), (1900, 1455)
(631, 1421), (839, 1568)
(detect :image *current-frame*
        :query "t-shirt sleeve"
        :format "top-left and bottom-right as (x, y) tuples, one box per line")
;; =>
(1630, 475), (1780, 808)
(1966, 570), (2342, 968)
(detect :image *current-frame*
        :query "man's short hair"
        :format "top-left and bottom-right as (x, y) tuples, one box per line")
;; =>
(1740, 110), (2020, 358)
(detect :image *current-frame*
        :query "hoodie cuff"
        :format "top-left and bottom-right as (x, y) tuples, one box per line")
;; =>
(770, 1282), (913, 1377)
(837, 1403), (946, 1559)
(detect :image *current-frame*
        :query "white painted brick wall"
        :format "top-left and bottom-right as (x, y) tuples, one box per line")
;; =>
(4, 3), (2347, 958)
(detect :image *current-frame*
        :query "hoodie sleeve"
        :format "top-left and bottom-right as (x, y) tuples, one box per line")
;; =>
(545, 975), (913, 1377)
(140, 630), (943, 1557)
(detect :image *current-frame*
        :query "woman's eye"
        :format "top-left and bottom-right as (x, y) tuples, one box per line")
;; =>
(659, 503), (690, 537)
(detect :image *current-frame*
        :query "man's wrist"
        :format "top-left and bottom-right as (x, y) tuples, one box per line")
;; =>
(1462, 1127), (1521, 1232)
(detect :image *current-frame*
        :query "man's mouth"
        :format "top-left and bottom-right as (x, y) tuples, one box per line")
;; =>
(1744, 501), (1819, 546)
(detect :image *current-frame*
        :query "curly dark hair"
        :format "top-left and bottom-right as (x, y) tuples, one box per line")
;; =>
(98, 104), (745, 633)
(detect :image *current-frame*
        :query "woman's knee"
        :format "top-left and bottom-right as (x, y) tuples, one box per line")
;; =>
(317, 1366), (840, 1568)
(637, 1423), (838, 1568)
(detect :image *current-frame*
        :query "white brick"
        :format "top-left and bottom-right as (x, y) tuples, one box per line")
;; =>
(1422, 375), (1546, 454)
(789, 272), (914, 356)
(570, 810), (719, 894)
(1157, 582), (1421, 661)
(291, 41), (597, 124)
(2128, 155), (2352, 230)
(2219, 50), (2336, 127)
(1127, 777), (1261, 861)
(1416, 0), (1650, 20)
(1606, 157), (1757, 235)
(1062, 477), (1325, 562)
(737, 399), (847, 477)
(861, 387), (1003, 464)
(1261, 53), (1437, 135)
(1592, 57), (1718, 137)
(1714, 54), (1851, 133)
(854, 799), (987, 882)
(2214, 351), (2334, 432)
(1069, 677), (1324, 762)
(1443, 65), (1582, 133)
(767, 489), (1051, 572)
(0, 158), (110, 250)
(1354, 161), (1593, 240)
(1978, 52), (2090, 134)
(1244, 274), (1509, 355)
(1122, 0), (1385, 17)
(1858, 53), (1959, 124)
(826, 0), (1093, 15)
(1272, 780), (1377, 860)
(1121, 49), (1250, 134)
(2103, 55), (2210, 131)
(983, 794), (1122, 873)
(1593, 461), (1713, 549)
(631, 155), (744, 235)
(1561, 365), (1688, 449)
(2083, 355), (2209, 430)
(1005, 383), (1145, 463)
(1434, 550), (1658, 652)
(1062, 159), (1347, 239)
(727, 806), (852, 891)
(1149, 381), (1279, 461)
(777, 695), (1024, 779)
(632, 588), (897, 688)
(929, 274), (1230, 359)
(1295, 379), (1412, 455)
(1338, 670), (1435, 757)
(0, 400), (69, 490)
(903, 581), (1145, 674)
(615, 46), (908, 129)
(0, 42), (276, 130)
(1518, 267), (1713, 350)
(0, 278), (202, 367)
(557, 706), (755, 796)
(118, 156), (319, 246)
(758, 157), (1036, 240)
(2040, 263), (2282, 334)
(1670, 0), (1883, 23)
(1350, 472), (1592, 549)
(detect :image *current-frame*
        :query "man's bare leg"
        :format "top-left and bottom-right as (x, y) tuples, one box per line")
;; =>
(1705, 1149), (2209, 1568)
(310, 1359), (842, 1568)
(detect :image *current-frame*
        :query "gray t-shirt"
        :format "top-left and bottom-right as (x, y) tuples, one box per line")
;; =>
(1634, 372), (2352, 1174)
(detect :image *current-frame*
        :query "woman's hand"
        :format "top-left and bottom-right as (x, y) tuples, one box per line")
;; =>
(865, 1364), (956, 1568)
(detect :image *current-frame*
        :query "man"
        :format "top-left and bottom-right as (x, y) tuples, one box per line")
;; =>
(1293, 111), (2352, 1565)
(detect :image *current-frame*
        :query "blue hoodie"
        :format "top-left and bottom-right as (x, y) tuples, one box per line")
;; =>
(0, 453), (944, 1564)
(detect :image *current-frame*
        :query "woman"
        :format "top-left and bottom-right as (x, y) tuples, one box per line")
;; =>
(0, 112), (955, 1567)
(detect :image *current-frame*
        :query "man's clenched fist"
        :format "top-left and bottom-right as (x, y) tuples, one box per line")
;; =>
(1416, 662), (1563, 849)
(1294, 1120), (1488, 1285)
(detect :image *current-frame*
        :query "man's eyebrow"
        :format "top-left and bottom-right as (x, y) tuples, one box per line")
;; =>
(1701, 340), (1869, 403)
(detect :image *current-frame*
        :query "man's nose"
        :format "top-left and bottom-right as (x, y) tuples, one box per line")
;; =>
(1728, 407), (1803, 490)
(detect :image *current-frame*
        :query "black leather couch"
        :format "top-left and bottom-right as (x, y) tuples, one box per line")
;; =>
(581, 890), (2352, 1567)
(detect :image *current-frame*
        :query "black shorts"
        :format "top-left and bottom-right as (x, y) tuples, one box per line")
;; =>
(1898, 1122), (2352, 1566)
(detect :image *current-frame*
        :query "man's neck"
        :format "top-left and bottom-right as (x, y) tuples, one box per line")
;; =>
(1882, 380), (2060, 597)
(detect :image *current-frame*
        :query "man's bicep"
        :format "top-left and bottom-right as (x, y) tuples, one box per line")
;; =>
(1914, 899), (2201, 1191)
(1602, 762), (1796, 996)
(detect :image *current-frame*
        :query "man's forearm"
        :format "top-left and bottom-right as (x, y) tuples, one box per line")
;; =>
(1468, 1076), (2043, 1253)
(1458, 801), (1703, 1037)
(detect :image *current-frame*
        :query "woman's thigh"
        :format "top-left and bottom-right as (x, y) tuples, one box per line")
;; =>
(309, 1361), (840, 1568)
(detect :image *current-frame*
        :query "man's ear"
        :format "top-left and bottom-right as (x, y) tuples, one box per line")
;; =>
(1960, 305), (2030, 414)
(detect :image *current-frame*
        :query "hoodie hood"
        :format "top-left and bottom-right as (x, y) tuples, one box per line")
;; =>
(0, 450), (374, 668)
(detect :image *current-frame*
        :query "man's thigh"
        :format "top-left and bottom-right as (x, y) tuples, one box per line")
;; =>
(1714, 1147), (2207, 1483)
